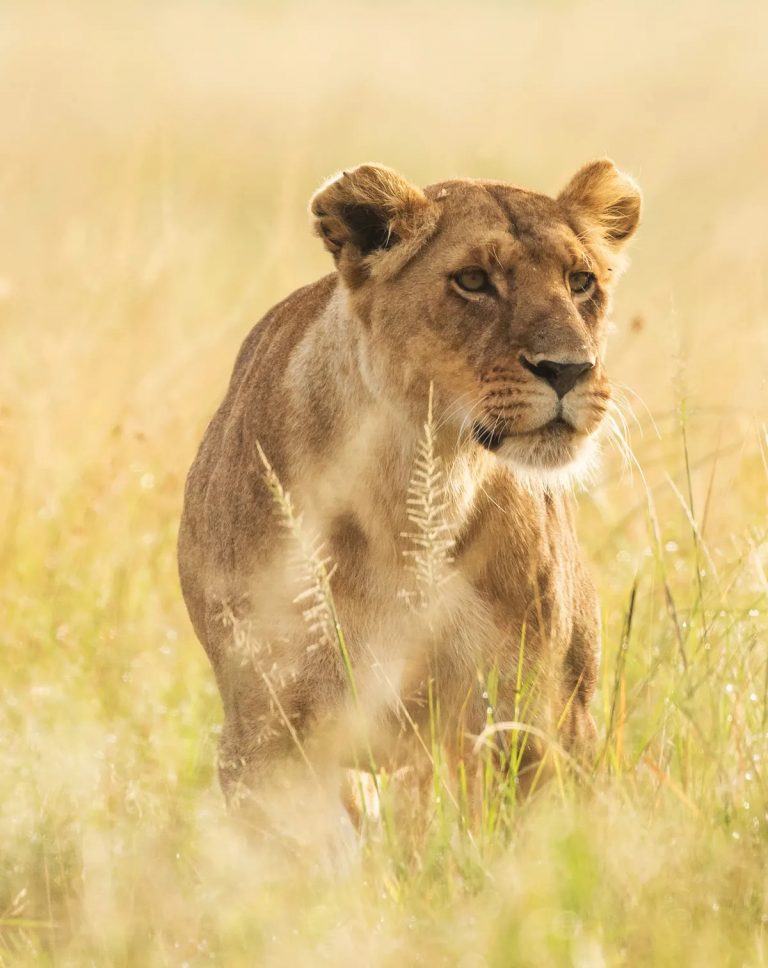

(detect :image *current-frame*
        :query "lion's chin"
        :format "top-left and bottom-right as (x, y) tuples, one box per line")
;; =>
(491, 421), (600, 491)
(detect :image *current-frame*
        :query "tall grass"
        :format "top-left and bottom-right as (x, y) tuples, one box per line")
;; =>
(1, 1), (767, 964)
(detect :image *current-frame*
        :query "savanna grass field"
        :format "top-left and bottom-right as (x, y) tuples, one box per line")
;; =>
(2, 1), (768, 965)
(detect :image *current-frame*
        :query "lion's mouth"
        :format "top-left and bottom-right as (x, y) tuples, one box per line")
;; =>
(472, 422), (507, 451)
(472, 417), (574, 452)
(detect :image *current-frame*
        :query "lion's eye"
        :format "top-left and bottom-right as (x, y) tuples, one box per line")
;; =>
(453, 267), (490, 293)
(569, 271), (595, 295)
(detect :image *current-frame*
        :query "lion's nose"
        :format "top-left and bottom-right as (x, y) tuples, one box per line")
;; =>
(520, 356), (594, 399)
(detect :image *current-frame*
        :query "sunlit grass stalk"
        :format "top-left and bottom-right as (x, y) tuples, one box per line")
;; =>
(401, 383), (455, 610)
(601, 577), (638, 773)
(679, 399), (707, 620)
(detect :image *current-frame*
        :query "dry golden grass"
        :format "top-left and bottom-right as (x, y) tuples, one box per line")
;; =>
(1, 1), (767, 965)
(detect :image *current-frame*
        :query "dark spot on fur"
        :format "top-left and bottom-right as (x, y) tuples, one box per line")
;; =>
(329, 512), (369, 575)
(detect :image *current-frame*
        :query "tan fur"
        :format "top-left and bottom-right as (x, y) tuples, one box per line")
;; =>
(178, 160), (641, 803)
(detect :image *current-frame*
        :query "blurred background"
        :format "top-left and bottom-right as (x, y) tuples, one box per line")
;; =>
(1, 1), (767, 964)
(3, 0), (766, 511)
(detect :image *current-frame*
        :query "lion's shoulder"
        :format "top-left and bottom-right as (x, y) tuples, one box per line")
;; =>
(228, 272), (338, 395)
(179, 272), (339, 568)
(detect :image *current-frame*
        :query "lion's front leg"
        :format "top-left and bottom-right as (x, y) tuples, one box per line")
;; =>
(545, 619), (601, 782)
(211, 638), (374, 870)
(201, 602), (349, 799)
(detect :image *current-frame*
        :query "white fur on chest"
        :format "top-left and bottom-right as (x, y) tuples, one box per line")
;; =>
(291, 410), (498, 687)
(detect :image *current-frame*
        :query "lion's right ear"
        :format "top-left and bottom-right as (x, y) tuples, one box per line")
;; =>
(310, 164), (439, 283)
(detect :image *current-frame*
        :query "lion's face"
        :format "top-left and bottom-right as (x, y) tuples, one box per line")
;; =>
(311, 161), (640, 478)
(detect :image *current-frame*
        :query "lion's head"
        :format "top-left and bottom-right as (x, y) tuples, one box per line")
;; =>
(311, 160), (640, 482)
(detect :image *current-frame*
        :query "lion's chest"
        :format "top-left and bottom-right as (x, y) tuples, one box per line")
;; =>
(289, 420), (581, 709)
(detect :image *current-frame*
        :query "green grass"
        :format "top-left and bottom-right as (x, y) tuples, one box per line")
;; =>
(5, 412), (766, 966)
(2, 1), (767, 964)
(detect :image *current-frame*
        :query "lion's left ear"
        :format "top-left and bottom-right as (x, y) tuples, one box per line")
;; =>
(310, 164), (439, 285)
(558, 159), (641, 247)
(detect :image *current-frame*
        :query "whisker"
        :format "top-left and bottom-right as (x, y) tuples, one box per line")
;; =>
(434, 389), (479, 434)
(453, 397), (488, 453)
(603, 409), (634, 480)
(608, 397), (631, 445)
(609, 379), (661, 439)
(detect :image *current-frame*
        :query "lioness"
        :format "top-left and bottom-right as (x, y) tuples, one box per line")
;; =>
(178, 160), (640, 804)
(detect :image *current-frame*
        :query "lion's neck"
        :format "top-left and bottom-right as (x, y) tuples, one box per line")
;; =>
(285, 287), (509, 552)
